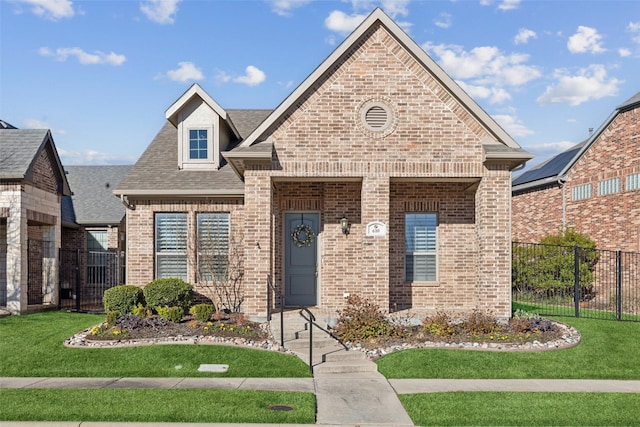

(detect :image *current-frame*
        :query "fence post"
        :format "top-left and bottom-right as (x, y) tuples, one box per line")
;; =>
(75, 249), (81, 312)
(574, 245), (580, 318)
(616, 251), (622, 321)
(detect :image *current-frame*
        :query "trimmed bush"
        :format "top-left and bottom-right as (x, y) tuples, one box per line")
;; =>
(334, 294), (404, 342)
(103, 285), (144, 315)
(189, 303), (215, 322)
(106, 310), (121, 326)
(143, 278), (194, 311)
(156, 306), (184, 323)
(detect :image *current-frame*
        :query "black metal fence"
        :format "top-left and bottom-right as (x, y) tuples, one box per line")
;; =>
(512, 242), (640, 321)
(59, 248), (122, 312)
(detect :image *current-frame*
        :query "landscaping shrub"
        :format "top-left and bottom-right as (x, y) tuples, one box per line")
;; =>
(132, 303), (151, 318)
(513, 229), (599, 300)
(156, 306), (184, 323)
(143, 278), (194, 311)
(334, 294), (403, 342)
(422, 312), (456, 337)
(105, 310), (121, 326)
(461, 310), (500, 336)
(102, 285), (144, 315)
(189, 303), (215, 322)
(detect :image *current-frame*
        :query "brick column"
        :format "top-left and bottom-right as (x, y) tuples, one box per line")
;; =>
(476, 166), (512, 320)
(360, 176), (390, 311)
(242, 173), (273, 320)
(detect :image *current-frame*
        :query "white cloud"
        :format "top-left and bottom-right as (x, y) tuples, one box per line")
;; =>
(480, 0), (521, 11)
(39, 46), (126, 65)
(58, 148), (136, 165)
(457, 81), (511, 104)
(325, 10), (367, 35)
(233, 65), (266, 86)
(434, 13), (452, 29)
(514, 28), (536, 45)
(498, 0), (521, 11)
(567, 26), (606, 54)
(140, 0), (181, 24)
(22, 118), (50, 129)
(13, 0), (74, 20)
(619, 48), (632, 57)
(269, 0), (312, 16)
(347, 0), (409, 18)
(529, 140), (578, 153)
(492, 114), (533, 137)
(165, 62), (203, 82)
(536, 65), (622, 106)
(628, 21), (640, 44)
(423, 42), (541, 86)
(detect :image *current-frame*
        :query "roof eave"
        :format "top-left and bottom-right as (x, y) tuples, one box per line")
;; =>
(113, 188), (244, 198)
(512, 175), (560, 193)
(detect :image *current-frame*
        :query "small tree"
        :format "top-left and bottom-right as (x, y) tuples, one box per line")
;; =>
(513, 229), (599, 301)
(194, 229), (245, 313)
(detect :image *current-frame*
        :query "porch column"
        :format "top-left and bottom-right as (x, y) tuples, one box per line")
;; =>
(242, 173), (273, 320)
(361, 176), (390, 311)
(476, 166), (512, 321)
(6, 203), (27, 314)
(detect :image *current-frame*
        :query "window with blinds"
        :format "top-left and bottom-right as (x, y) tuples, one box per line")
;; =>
(405, 213), (437, 282)
(155, 213), (187, 280)
(598, 178), (620, 196)
(197, 213), (230, 282)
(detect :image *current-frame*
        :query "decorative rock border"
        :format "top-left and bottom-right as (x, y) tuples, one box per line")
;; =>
(65, 320), (580, 358)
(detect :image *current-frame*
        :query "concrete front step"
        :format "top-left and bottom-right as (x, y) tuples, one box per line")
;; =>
(313, 359), (379, 374)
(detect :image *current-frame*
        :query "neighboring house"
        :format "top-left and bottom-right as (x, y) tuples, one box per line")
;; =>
(115, 9), (532, 321)
(60, 166), (131, 310)
(0, 125), (71, 314)
(512, 92), (640, 252)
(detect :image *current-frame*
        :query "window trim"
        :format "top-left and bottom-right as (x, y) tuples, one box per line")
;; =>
(404, 212), (438, 283)
(155, 213), (188, 281)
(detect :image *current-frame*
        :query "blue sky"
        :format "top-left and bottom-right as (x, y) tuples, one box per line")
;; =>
(1, 0), (639, 169)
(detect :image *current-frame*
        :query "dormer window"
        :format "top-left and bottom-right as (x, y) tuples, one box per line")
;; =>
(189, 129), (208, 159)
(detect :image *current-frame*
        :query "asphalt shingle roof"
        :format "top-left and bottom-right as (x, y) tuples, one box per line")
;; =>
(0, 129), (51, 179)
(63, 165), (131, 225)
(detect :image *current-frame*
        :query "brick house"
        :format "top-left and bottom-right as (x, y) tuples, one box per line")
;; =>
(114, 8), (532, 321)
(512, 92), (640, 252)
(0, 124), (71, 313)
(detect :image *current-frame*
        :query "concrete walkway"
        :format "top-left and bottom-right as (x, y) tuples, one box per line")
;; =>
(3, 376), (640, 427)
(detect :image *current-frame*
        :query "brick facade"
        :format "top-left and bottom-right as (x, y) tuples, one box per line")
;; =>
(513, 100), (640, 252)
(119, 12), (525, 321)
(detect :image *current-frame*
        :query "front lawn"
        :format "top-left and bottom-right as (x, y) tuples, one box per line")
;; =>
(0, 311), (311, 378)
(400, 392), (639, 426)
(377, 317), (640, 379)
(0, 389), (315, 424)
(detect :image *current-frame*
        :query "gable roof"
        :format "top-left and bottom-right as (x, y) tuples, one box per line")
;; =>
(225, 8), (531, 175)
(165, 83), (241, 140)
(513, 91), (640, 192)
(0, 128), (71, 195)
(63, 165), (131, 226)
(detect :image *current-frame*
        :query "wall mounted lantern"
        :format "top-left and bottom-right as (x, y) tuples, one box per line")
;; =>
(340, 216), (350, 235)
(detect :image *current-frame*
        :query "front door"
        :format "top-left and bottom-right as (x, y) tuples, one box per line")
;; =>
(284, 213), (319, 306)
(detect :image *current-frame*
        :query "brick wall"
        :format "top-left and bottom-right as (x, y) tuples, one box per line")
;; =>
(512, 104), (640, 252)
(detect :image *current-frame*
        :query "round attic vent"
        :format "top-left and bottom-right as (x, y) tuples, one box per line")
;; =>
(357, 99), (397, 138)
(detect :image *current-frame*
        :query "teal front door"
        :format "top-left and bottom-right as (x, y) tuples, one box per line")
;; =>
(284, 213), (319, 306)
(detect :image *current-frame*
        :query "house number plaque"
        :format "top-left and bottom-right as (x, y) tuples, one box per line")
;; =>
(366, 222), (387, 237)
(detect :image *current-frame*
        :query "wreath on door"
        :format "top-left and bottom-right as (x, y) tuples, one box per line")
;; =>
(291, 223), (315, 248)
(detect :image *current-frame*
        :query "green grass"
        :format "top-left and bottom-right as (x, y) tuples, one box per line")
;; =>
(0, 311), (311, 378)
(514, 301), (640, 322)
(377, 316), (640, 379)
(0, 389), (315, 424)
(400, 392), (639, 426)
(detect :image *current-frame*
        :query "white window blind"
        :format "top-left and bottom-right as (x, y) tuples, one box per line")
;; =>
(155, 213), (187, 280)
(405, 213), (437, 282)
(197, 213), (230, 282)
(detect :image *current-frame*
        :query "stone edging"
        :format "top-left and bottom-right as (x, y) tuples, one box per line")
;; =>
(65, 320), (580, 359)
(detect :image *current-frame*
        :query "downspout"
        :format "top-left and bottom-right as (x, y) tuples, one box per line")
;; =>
(558, 175), (567, 232)
(120, 194), (135, 210)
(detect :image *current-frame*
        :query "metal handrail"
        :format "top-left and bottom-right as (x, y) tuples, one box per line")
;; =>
(266, 275), (347, 373)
